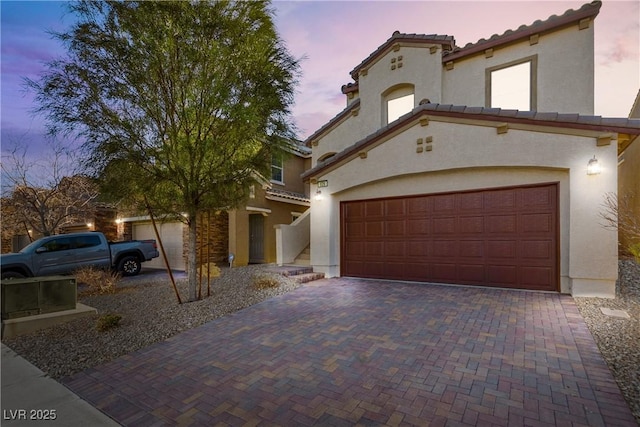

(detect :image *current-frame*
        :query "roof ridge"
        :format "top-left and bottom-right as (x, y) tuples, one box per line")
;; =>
(349, 32), (455, 80)
(443, 1), (602, 62)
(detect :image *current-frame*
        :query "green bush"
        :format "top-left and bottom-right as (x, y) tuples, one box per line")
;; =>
(96, 313), (122, 331)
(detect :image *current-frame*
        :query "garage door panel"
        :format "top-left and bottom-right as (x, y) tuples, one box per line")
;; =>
(345, 222), (364, 238)
(407, 218), (430, 235)
(385, 262), (407, 278)
(133, 222), (184, 270)
(459, 240), (484, 258)
(459, 192), (484, 211)
(385, 199), (406, 216)
(366, 222), (384, 237)
(487, 241), (517, 259)
(433, 240), (457, 257)
(386, 220), (405, 236)
(384, 241), (405, 257)
(521, 240), (552, 259)
(488, 265), (517, 284)
(404, 263), (430, 281)
(407, 241), (429, 257)
(433, 195), (456, 212)
(432, 263), (457, 281)
(365, 201), (384, 217)
(521, 213), (553, 233)
(345, 203), (364, 219)
(407, 197), (431, 215)
(346, 241), (364, 257)
(521, 267), (553, 288)
(458, 264), (485, 282)
(485, 190), (516, 210)
(521, 186), (554, 207)
(364, 261), (385, 277)
(459, 216), (484, 234)
(433, 217), (456, 234)
(341, 183), (558, 291)
(487, 215), (517, 233)
(365, 241), (383, 257)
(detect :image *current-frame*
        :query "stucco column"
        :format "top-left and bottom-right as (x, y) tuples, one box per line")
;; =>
(568, 144), (618, 297)
(310, 182), (340, 277)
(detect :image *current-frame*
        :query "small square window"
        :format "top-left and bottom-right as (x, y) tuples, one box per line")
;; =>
(486, 56), (537, 111)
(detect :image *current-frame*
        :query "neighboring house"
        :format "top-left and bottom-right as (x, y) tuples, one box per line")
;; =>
(119, 143), (311, 270)
(300, 1), (640, 297)
(618, 89), (640, 255)
(1, 204), (117, 254)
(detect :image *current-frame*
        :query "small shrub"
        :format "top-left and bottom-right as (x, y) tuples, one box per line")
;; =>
(74, 266), (121, 295)
(96, 313), (122, 331)
(629, 243), (640, 264)
(252, 273), (281, 290)
(197, 262), (221, 279)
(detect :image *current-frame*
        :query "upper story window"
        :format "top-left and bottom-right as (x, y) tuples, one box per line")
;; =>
(271, 154), (284, 183)
(382, 84), (415, 125)
(486, 55), (537, 111)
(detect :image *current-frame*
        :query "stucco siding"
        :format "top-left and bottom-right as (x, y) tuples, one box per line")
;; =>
(357, 45), (444, 131)
(442, 24), (595, 114)
(310, 120), (618, 296)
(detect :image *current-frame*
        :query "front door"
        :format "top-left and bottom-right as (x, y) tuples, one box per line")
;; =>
(249, 214), (264, 264)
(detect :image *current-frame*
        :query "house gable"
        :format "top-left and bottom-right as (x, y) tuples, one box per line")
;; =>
(306, 1), (602, 166)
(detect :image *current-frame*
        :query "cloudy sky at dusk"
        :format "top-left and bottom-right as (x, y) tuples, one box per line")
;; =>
(1, 0), (638, 158)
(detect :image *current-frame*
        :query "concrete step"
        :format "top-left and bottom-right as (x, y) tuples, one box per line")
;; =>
(266, 265), (325, 284)
(291, 272), (325, 284)
(267, 265), (313, 277)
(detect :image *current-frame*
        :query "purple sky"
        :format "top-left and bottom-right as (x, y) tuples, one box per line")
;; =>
(2, 1), (638, 158)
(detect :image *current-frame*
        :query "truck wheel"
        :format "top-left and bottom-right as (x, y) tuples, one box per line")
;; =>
(117, 256), (141, 276)
(1, 271), (26, 280)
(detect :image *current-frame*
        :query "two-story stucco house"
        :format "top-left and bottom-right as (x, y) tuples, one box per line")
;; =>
(120, 142), (311, 269)
(301, 1), (640, 297)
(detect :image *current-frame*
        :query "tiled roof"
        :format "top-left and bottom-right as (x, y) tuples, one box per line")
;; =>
(442, 1), (602, 63)
(341, 82), (359, 95)
(303, 99), (361, 147)
(350, 32), (455, 80)
(266, 188), (310, 203)
(302, 102), (640, 181)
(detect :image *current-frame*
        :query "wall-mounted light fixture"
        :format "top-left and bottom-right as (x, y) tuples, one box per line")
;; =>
(86, 222), (94, 229)
(587, 156), (601, 175)
(314, 189), (323, 201)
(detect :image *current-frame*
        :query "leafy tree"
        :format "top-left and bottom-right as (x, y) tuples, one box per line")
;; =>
(1, 140), (99, 239)
(27, 1), (301, 301)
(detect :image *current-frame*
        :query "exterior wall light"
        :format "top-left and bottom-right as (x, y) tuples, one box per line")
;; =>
(587, 156), (601, 175)
(314, 189), (323, 201)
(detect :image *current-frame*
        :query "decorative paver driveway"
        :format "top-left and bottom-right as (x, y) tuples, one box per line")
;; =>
(63, 278), (636, 426)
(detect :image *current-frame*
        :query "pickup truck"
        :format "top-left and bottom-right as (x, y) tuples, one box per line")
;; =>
(0, 232), (160, 279)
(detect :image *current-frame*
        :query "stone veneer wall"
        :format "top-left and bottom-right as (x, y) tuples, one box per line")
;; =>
(182, 210), (229, 272)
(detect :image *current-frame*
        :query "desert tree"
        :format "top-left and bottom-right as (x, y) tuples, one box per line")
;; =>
(27, 1), (301, 301)
(1, 139), (99, 239)
(600, 192), (640, 261)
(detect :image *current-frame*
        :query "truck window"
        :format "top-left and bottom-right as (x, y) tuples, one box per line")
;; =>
(40, 237), (73, 252)
(73, 235), (102, 249)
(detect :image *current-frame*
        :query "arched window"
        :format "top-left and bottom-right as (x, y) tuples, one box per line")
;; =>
(382, 84), (415, 125)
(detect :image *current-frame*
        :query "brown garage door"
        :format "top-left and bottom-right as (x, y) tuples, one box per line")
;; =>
(341, 183), (558, 291)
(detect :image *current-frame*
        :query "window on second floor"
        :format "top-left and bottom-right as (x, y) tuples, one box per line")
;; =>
(271, 155), (283, 184)
(486, 55), (537, 111)
(383, 84), (415, 125)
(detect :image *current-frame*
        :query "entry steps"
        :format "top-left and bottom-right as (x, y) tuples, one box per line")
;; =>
(267, 265), (324, 284)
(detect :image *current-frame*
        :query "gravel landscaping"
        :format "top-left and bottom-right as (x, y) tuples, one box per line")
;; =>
(2, 261), (639, 423)
(574, 258), (640, 424)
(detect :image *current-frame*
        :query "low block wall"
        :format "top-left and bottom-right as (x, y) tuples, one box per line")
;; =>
(1, 276), (77, 320)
